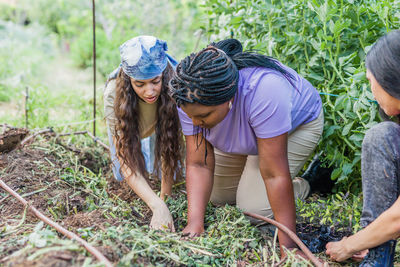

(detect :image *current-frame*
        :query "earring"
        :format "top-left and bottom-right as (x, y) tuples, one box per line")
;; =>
(228, 101), (232, 110)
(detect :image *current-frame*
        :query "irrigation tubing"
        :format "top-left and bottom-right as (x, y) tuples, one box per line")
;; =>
(243, 211), (328, 267)
(0, 179), (113, 267)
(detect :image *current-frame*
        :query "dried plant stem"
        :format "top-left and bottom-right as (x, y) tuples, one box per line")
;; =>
(243, 211), (327, 267)
(20, 129), (109, 150)
(20, 128), (53, 146)
(0, 179), (113, 267)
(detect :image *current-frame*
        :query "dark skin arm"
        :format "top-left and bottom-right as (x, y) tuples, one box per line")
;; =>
(182, 131), (300, 258)
(160, 159), (174, 200)
(257, 133), (300, 257)
(182, 134), (215, 236)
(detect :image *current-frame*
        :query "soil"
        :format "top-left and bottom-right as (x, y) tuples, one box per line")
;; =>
(0, 134), (145, 266)
(297, 223), (352, 253)
(0, 128), (29, 153)
(0, 128), (359, 266)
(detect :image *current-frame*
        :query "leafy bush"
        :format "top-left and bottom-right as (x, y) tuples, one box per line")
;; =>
(202, 0), (400, 192)
(13, 0), (207, 78)
(0, 20), (55, 102)
(297, 192), (363, 233)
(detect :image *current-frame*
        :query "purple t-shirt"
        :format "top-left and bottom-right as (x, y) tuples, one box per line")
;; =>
(178, 66), (322, 155)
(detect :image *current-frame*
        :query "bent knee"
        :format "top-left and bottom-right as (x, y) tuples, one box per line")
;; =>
(363, 122), (400, 149)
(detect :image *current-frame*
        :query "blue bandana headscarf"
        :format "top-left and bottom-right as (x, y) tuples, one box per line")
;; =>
(118, 35), (178, 80)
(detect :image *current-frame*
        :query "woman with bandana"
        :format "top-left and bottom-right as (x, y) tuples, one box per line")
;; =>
(326, 30), (400, 267)
(169, 39), (323, 258)
(104, 36), (183, 231)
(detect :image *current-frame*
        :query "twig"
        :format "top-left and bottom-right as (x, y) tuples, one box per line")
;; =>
(0, 179), (113, 267)
(0, 124), (18, 130)
(0, 194), (10, 204)
(86, 131), (109, 150)
(21, 128), (53, 146)
(57, 131), (88, 137)
(20, 128), (109, 151)
(20, 181), (57, 198)
(273, 255), (287, 267)
(243, 212), (327, 267)
(172, 180), (186, 188)
(55, 138), (82, 154)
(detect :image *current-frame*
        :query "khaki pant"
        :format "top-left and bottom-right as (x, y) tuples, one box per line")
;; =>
(210, 110), (324, 220)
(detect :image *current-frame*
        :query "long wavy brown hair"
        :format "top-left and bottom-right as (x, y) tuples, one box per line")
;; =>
(114, 63), (183, 181)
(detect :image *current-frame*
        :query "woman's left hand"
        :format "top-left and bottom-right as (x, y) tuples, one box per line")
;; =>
(326, 237), (353, 261)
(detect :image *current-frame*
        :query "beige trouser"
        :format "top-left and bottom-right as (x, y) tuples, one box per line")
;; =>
(210, 110), (324, 221)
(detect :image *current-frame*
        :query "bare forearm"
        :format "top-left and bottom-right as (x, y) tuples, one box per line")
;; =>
(264, 175), (297, 251)
(160, 160), (174, 200)
(122, 167), (165, 211)
(186, 165), (214, 226)
(344, 204), (400, 253)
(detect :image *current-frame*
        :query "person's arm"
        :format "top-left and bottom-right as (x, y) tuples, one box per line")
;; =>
(182, 134), (215, 236)
(160, 159), (174, 201)
(326, 196), (400, 261)
(257, 133), (299, 257)
(115, 138), (174, 231)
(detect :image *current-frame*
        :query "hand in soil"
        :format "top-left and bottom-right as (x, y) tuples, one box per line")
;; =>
(351, 249), (368, 262)
(325, 236), (355, 262)
(150, 203), (175, 232)
(181, 223), (204, 237)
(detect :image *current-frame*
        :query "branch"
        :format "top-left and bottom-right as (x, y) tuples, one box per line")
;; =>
(0, 179), (113, 267)
(243, 211), (328, 267)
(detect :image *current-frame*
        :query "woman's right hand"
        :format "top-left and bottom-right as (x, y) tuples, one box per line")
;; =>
(150, 201), (175, 232)
(326, 237), (354, 261)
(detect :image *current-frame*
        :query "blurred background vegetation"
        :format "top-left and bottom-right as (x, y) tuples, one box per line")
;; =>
(0, 0), (207, 132)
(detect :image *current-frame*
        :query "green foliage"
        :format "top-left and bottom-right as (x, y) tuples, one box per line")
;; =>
(0, 20), (55, 103)
(0, 0), (206, 133)
(202, 0), (400, 191)
(297, 192), (363, 233)
(12, 0), (207, 77)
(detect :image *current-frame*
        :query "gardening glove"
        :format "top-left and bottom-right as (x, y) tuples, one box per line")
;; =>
(150, 201), (175, 232)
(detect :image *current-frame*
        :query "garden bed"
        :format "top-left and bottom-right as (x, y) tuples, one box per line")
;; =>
(0, 131), (391, 266)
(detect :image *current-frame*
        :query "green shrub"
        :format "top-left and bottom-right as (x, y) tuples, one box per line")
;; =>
(12, 0), (207, 78)
(202, 0), (400, 192)
(0, 20), (55, 104)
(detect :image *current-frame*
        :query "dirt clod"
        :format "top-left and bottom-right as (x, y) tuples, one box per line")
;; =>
(0, 128), (29, 153)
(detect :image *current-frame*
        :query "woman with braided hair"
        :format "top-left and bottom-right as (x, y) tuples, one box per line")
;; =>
(169, 39), (323, 257)
(104, 36), (183, 231)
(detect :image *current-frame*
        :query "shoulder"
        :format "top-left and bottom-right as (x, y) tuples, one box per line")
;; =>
(239, 67), (293, 103)
(104, 79), (117, 99)
(245, 67), (292, 88)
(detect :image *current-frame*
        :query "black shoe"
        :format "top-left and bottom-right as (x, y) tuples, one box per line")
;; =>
(301, 154), (334, 195)
(359, 240), (396, 267)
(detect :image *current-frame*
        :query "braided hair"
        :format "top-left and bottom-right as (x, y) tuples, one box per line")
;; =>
(169, 38), (295, 162)
(169, 38), (294, 107)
